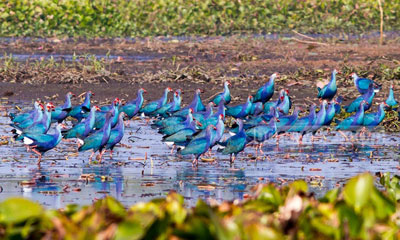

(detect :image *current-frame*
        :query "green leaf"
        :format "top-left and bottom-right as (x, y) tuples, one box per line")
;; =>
(0, 198), (43, 224)
(343, 173), (373, 212)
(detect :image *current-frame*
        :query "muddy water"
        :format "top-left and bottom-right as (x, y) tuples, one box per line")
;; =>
(0, 101), (399, 208)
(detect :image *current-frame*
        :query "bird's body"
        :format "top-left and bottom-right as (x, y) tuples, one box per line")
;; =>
(385, 85), (397, 109)
(62, 106), (99, 140)
(154, 89), (182, 117)
(158, 109), (195, 135)
(345, 85), (375, 113)
(94, 99), (121, 130)
(141, 87), (172, 116)
(351, 73), (381, 94)
(162, 119), (199, 146)
(212, 81), (231, 105)
(51, 92), (74, 123)
(22, 124), (63, 165)
(226, 96), (253, 118)
(9, 101), (42, 125)
(309, 101), (327, 137)
(253, 73), (276, 103)
(78, 112), (114, 162)
(288, 105), (317, 134)
(105, 112), (125, 156)
(276, 108), (300, 134)
(363, 103), (386, 129)
(173, 89), (205, 117)
(317, 69), (338, 100)
(119, 88), (146, 119)
(246, 117), (277, 144)
(336, 101), (366, 132)
(69, 91), (94, 122)
(220, 120), (247, 163)
(12, 103), (54, 140)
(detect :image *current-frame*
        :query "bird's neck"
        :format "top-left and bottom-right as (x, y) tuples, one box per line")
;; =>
(63, 95), (72, 108)
(83, 94), (91, 108)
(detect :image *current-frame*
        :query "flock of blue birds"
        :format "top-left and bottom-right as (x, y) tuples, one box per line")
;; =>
(8, 70), (398, 166)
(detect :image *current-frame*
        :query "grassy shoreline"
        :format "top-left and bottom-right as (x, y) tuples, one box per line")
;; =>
(1, 0), (400, 37)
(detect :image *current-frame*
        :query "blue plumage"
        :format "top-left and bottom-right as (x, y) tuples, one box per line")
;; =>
(317, 69), (338, 100)
(253, 73), (277, 103)
(212, 81), (231, 105)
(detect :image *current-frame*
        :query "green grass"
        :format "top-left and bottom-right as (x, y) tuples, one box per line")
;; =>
(1, 173), (400, 239)
(1, 0), (400, 37)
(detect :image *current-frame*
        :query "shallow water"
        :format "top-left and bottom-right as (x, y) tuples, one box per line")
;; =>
(1, 101), (399, 208)
(0, 53), (160, 62)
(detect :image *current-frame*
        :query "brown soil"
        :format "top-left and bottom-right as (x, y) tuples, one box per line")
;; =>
(0, 37), (399, 106)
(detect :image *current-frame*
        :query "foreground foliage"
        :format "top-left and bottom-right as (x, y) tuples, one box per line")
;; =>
(1, 0), (400, 37)
(0, 173), (400, 239)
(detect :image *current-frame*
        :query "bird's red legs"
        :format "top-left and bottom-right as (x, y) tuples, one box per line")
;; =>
(31, 148), (42, 166)
(259, 143), (264, 155)
(338, 130), (349, 142)
(192, 157), (198, 166)
(170, 145), (175, 154)
(109, 150), (113, 158)
(89, 151), (95, 163)
(98, 149), (106, 163)
(145, 118), (151, 125)
(298, 135), (304, 145)
(230, 154), (236, 164)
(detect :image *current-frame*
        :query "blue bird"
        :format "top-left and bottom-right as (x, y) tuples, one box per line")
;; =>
(264, 89), (291, 116)
(94, 98), (121, 130)
(276, 107), (301, 135)
(188, 114), (225, 147)
(162, 115), (201, 151)
(178, 125), (216, 166)
(12, 103), (44, 130)
(154, 89), (182, 117)
(220, 119), (247, 163)
(212, 81), (231, 105)
(334, 96), (343, 114)
(119, 88), (146, 119)
(249, 102), (263, 116)
(9, 101), (42, 124)
(350, 73), (381, 94)
(226, 95), (253, 118)
(173, 89), (206, 117)
(317, 69), (338, 100)
(79, 111), (114, 163)
(309, 100), (327, 141)
(51, 92), (75, 123)
(324, 99), (339, 126)
(22, 123), (64, 166)
(105, 112), (126, 158)
(287, 104), (317, 144)
(344, 84), (375, 113)
(158, 109), (196, 135)
(12, 103), (55, 140)
(385, 84), (397, 110)
(253, 73), (277, 103)
(362, 102), (387, 135)
(69, 91), (94, 122)
(62, 106), (100, 141)
(246, 117), (278, 155)
(141, 87), (172, 116)
(336, 101), (366, 141)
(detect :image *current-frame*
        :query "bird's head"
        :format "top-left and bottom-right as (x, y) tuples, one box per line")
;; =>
(46, 102), (55, 111)
(94, 106), (101, 112)
(88, 91), (95, 96)
(140, 88), (147, 94)
(167, 87), (173, 92)
(248, 95), (253, 102)
(67, 92), (76, 97)
(383, 102), (389, 108)
(349, 72), (357, 79)
(193, 118), (203, 127)
(113, 97), (121, 105)
(272, 72), (279, 79)
(279, 95), (284, 101)
(196, 88), (204, 94)
(219, 113), (224, 120)
(58, 123), (68, 129)
(225, 81), (232, 87)
(175, 89), (182, 96)
(189, 108), (194, 114)
(333, 69), (341, 75)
